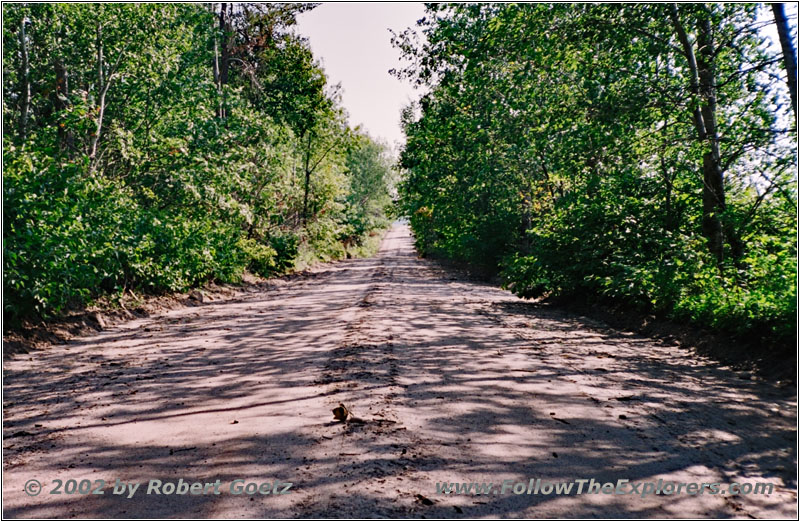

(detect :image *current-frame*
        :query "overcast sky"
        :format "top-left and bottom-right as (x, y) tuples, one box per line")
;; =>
(295, 2), (426, 150)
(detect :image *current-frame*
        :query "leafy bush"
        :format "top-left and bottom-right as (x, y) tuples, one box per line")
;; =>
(268, 232), (300, 274)
(236, 238), (278, 277)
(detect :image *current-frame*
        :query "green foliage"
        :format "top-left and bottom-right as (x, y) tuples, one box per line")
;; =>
(396, 3), (797, 349)
(343, 133), (395, 240)
(268, 232), (301, 274)
(3, 4), (393, 325)
(236, 238), (278, 278)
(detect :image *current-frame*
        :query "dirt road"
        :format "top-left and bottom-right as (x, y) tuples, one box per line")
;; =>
(3, 224), (796, 518)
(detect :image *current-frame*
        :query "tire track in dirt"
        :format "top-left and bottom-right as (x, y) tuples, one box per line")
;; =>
(296, 228), (431, 517)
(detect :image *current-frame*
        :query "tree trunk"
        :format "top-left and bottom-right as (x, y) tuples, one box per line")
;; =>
(219, 3), (230, 86)
(18, 17), (30, 141)
(521, 190), (532, 254)
(302, 132), (312, 225)
(772, 3), (798, 122)
(89, 23), (105, 164)
(668, 5), (706, 140)
(656, 57), (675, 231)
(670, 3), (726, 265)
(88, 24), (127, 172)
(54, 59), (74, 153)
(695, 9), (727, 265)
(216, 2), (231, 118)
(659, 143), (675, 231)
(213, 36), (222, 117)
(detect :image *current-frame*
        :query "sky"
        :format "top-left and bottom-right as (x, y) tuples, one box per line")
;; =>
(295, 2), (426, 150)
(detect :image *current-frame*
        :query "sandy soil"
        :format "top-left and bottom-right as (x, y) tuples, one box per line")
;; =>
(3, 224), (796, 518)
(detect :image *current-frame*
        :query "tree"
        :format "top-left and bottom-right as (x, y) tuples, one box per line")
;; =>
(772, 3), (797, 121)
(345, 133), (394, 236)
(669, 3), (727, 264)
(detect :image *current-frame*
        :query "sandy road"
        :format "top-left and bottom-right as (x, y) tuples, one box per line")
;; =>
(3, 223), (796, 518)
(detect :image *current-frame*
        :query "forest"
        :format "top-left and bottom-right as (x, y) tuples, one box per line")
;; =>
(394, 3), (797, 351)
(3, 3), (395, 326)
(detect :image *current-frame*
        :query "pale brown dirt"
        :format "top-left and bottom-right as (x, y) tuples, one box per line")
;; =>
(2, 224), (797, 518)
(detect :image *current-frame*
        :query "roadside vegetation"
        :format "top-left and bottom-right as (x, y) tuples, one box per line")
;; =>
(3, 3), (395, 325)
(394, 3), (797, 350)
